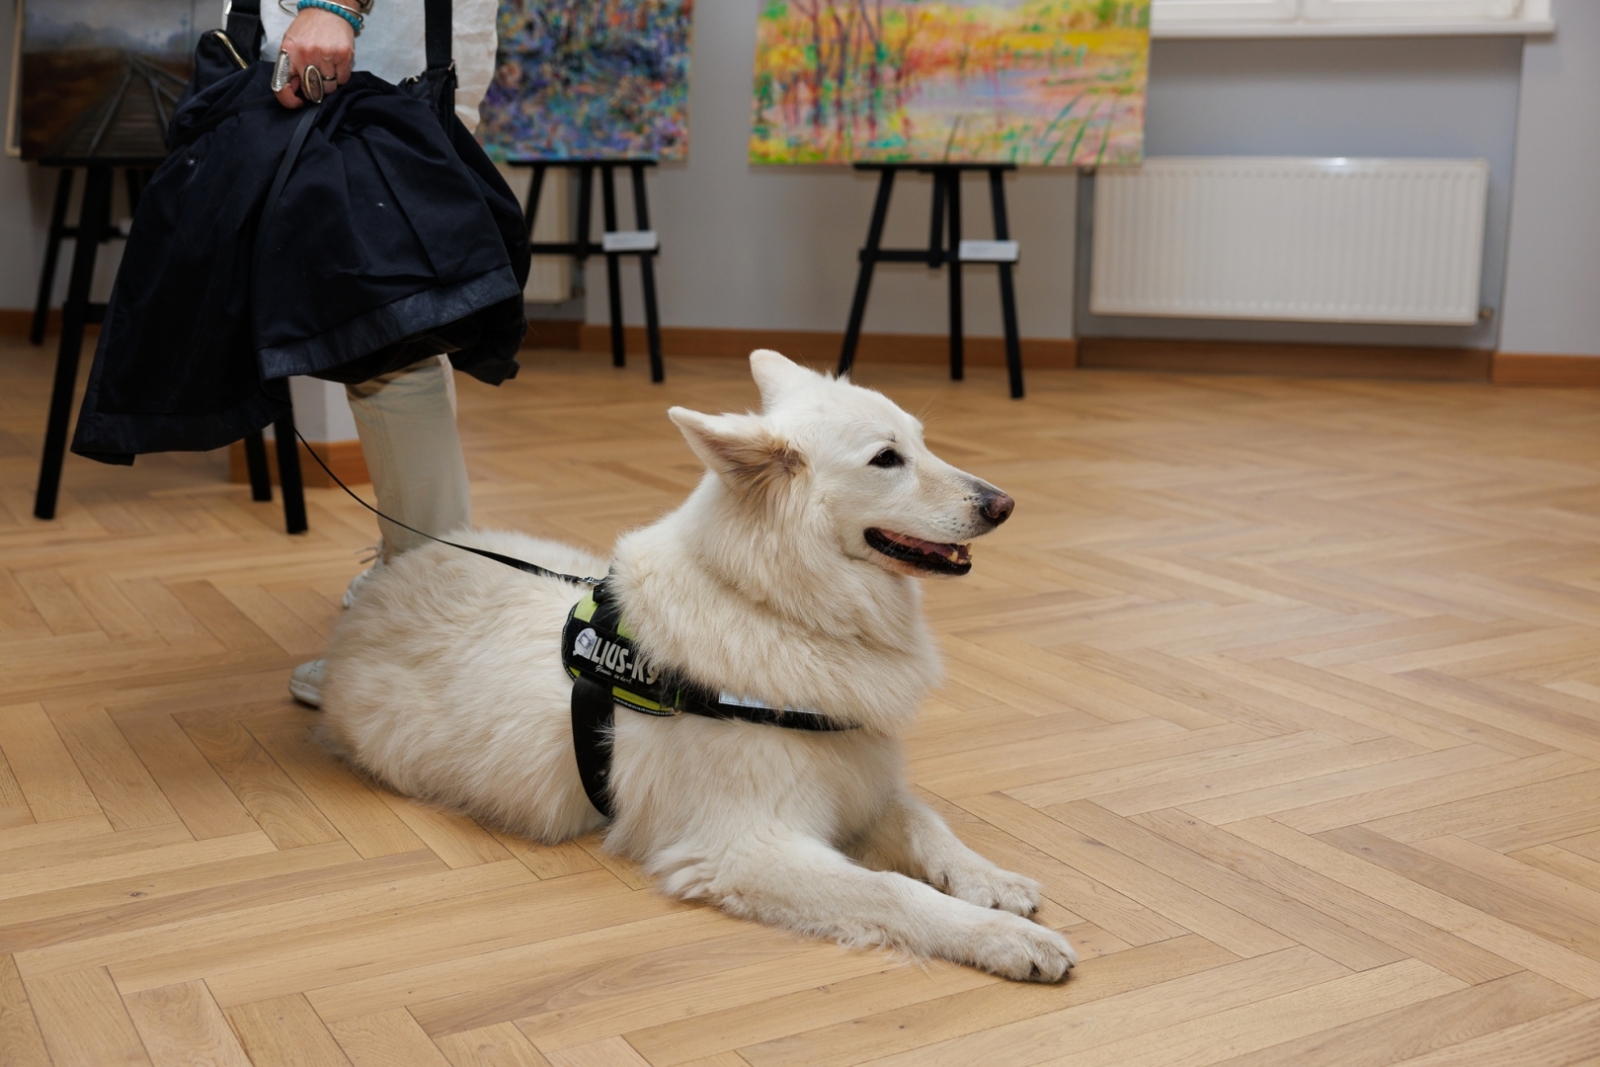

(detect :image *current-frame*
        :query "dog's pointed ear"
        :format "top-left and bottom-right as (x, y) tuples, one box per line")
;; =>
(669, 406), (805, 497)
(749, 349), (816, 410)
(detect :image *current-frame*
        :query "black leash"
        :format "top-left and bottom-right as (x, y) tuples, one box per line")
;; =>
(290, 427), (599, 586)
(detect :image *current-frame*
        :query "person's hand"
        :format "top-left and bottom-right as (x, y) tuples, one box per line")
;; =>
(273, 7), (355, 108)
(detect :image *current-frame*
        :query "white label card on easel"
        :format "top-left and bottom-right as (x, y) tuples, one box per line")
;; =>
(602, 230), (659, 252)
(958, 239), (1020, 263)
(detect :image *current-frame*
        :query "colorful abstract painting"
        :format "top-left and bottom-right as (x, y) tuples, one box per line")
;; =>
(478, 0), (693, 162)
(750, 0), (1148, 167)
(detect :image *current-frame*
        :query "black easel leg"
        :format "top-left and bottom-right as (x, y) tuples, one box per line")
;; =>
(988, 168), (1024, 399)
(523, 163), (546, 239)
(34, 166), (111, 521)
(574, 163), (594, 264)
(243, 432), (272, 502)
(630, 163), (664, 383)
(272, 414), (308, 535)
(600, 165), (625, 368)
(947, 170), (965, 382)
(839, 169), (896, 377)
(574, 163), (595, 326)
(123, 169), (142, 217)
(31, 169), (74, 346)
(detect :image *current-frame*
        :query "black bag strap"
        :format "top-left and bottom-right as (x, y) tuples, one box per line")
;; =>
(224, 0), (265, 63)
(423, 0), (456, 119)
(257, 103), (322, 258)
(424, 0), (452, 72)
(249, 101), (322, 341)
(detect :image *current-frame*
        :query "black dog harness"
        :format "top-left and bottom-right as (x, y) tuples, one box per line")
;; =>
(561, 579), (855, 818)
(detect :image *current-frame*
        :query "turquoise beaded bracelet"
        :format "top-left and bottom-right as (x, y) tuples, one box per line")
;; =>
(298, 0), (363, 35)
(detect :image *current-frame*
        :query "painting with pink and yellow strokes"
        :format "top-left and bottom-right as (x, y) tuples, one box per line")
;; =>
(750, 0), (1148, 167)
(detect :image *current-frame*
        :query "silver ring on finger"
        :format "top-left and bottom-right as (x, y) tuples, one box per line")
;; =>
(271, 49), (294, 93)
(303, 64), (325, 103)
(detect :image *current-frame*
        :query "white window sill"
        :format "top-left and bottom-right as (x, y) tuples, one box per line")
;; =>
(1153, 16), (1552, 36)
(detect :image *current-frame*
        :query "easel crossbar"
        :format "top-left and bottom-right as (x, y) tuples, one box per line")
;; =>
(528, 242), (658, 259)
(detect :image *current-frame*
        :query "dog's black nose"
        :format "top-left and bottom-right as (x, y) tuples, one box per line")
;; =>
(981, 490), (1014, 526)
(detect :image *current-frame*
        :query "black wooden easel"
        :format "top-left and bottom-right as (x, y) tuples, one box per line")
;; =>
(513, 159), (664, 383)
(31, 55), (305, 532)
(838, 163), (1025, 399)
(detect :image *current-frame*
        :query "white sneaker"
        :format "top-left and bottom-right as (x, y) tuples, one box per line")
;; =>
(342, 542), (385, 609)
(289, 658), (326, 708)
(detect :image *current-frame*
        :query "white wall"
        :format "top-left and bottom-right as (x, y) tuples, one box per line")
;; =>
(583, 0), (1078, 342)
(1499, 0), (1600, 358)
(284, 377), (357, 442)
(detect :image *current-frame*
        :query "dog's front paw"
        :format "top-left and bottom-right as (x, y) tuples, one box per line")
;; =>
(940, 863), (1042, 916)
(972, 914), (1078, 983)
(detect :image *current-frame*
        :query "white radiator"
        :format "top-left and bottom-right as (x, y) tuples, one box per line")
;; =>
(1090, 157), (1490, 326)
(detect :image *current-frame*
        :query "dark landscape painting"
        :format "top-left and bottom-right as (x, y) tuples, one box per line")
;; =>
(19, 0), (203, 160)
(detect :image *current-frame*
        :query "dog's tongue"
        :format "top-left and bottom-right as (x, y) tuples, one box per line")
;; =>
(882, 530), (972, 566)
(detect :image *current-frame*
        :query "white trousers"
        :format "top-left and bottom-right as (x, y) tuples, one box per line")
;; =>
(344, 356), (470, 559)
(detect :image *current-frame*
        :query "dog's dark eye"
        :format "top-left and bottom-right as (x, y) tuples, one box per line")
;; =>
(869, 448), (904, 469)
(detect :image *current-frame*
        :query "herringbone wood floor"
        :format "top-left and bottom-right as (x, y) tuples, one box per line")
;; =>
(2, 335), (1599, 1067)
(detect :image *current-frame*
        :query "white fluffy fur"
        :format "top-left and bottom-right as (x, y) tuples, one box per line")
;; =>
(319, 351), (1077, 981)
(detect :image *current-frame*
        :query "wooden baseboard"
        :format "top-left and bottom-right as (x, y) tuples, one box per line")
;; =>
(0, 309), (95, 338)
(0, 310), (41, 336)
(1491, 352), (1600, 387)
(575, 325), (1079, 369)
(227, 438), (369, 488)
(21, 304), (1591, 388)
(1077, 338), (1492, 381)
(522, 319), (583, 350)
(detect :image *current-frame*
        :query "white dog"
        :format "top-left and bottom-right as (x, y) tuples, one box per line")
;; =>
(318, 351), (1077, 981)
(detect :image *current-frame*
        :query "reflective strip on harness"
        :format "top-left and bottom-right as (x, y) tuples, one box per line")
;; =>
(563, 588), (673, 716)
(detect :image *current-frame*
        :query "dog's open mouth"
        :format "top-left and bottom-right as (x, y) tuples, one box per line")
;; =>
(865, 528), (973, 576)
